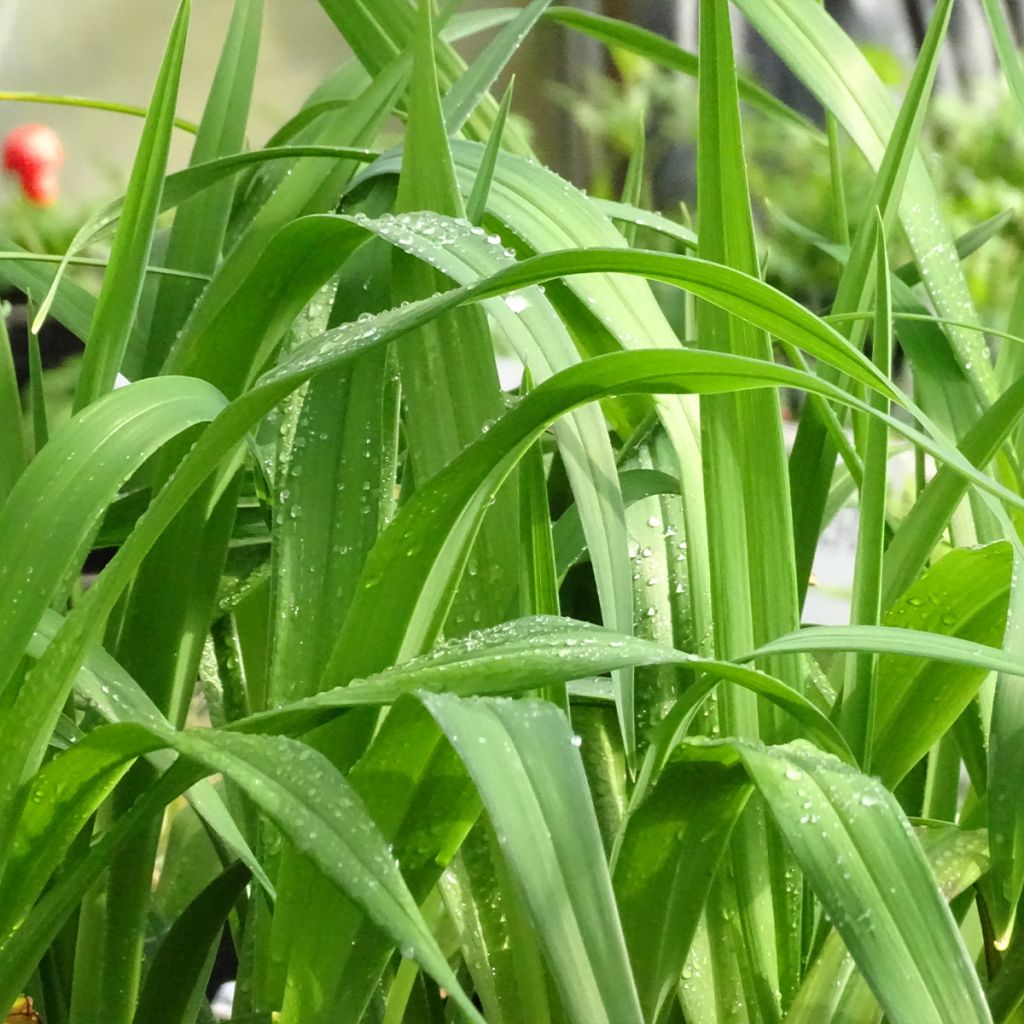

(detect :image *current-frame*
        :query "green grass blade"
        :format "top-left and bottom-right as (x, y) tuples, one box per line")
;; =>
(132, 861), (250, 1024)
(317, 0), (529, 153)
(15, 244), (1013, 898)
(0, 765), (194, 1014)
(974, 3), (1024, 941)
(0, 378), (228, 867)
(0, 307), (26, 505)
(980, 0), (1024, 120)
(734, 0), (995, 402)
(0, 91), (197, 131)
(440, 825), (553, 1024)
(360, 210), (634, 753)
(0, 377), (228, 703)
(267, 261), (396, 1024)
(613, 758), (751, 1023)
(2, 725), (486, 1024)
(696, 1), (802, 1007)
(66, 145), (379, 272)
(0, 726), (141, 940)
(441, 0), (549, 135)
(267, 259), (394, 710)
(274, 699), (479, 1023)
(25, 609), (269, 899)
(787, 825), (989, 1022)
(517, 426), (560, 620)
(390, 2), (519, 647)
(69, 0), (191, 409)
(228, 616), (847, 761)
(840, 214), (892, 768)
(621, 437), (696, 754)
(0, 234), (143, 358)
(143, 0), (264, 373)
(552, 468), (678, 579)
(422, 692), (644, 1024)
(883, 373), (1024, 608)
(788, 0), (955, 603)
(989, 559), (1024, 942)
(749, 624), (1024, 677)
(466, 79), (514, 225)
(616, 118), (645, 248)
(872, 543), (1011, 787)
(24, 312), (47, 453)
(683, 739), (993, 1023)
(167, 62), (408, 382)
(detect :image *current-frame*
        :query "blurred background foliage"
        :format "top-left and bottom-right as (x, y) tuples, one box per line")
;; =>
(560, 47), (1024, 328)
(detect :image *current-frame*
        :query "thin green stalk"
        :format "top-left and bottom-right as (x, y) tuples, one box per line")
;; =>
(0, 91), (198, 131)
(25, 299), (48, 453)
(818, 0), (850, 248)
(0, 304), (26, 504)
(840, 214), (892, 770)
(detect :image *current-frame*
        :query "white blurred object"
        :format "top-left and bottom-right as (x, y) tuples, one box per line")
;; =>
(114, 373), (131, 389)
(211, 980), (235, 1020)
(496, 355), (524, 392)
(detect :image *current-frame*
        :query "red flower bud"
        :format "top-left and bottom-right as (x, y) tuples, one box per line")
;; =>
(3, 124), (64, 206)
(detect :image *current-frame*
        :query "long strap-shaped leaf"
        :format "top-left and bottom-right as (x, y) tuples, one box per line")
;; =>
(70, 0), (191, 408)
(873, 543), (1012, 788)
(142, 0), (264, 373)
(965, 0), (1024, 946)
(679, 738), (992, 1024)
(613, 757), (752, 1023)
(0, 377), (228, 717)
(696, 2), (802, 1009)
(0, 724), (485, 1024)
(422, 692), (644, 1024)
(787, 824), (990, 1022)
(732, 0), (996, 402)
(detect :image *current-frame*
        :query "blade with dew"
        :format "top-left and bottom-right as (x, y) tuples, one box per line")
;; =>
(357, 209), (633, 760)
(870, 543), (1011, 788)
(989, 551), (1024, 942)
(389, 0), (518, 640)
(783, 0), (956, 603)
(267, 248), (400, 1022)
(613, 756), (752, 1023)
(786, 824), (989, 1023)
(733, 0), (995, 403)
(227, 615), (847, 761)
(972, 0), (1024, 948)
(0, 724), (486, 1024)
(679, 738), (992, 1023)
(15, 243), (1017, 912)
(839, 214), (892, 768)
(422, 691), (644, 1024)
(439, 820), (553, 1024)
(696, 0), (803, 1008)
